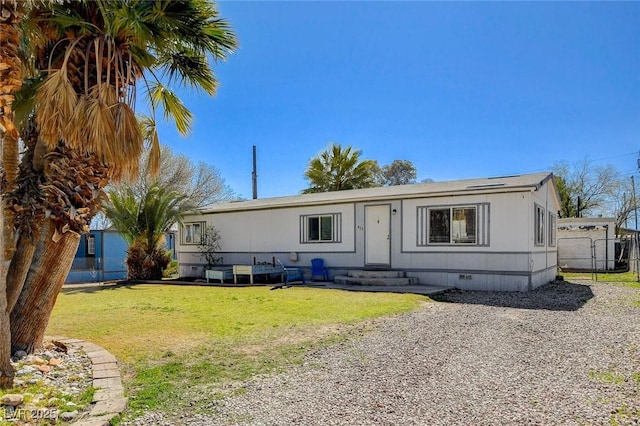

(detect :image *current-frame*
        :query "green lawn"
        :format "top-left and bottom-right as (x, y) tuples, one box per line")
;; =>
(47, 284), (428, 419)
(563, 271), (640, 288)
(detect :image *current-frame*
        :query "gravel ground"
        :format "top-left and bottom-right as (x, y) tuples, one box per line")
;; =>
(134, 280), (640, 425)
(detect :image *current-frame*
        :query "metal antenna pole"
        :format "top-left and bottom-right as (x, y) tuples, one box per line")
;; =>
(632, 175), (639, 281)
(252, 145), (258, 200)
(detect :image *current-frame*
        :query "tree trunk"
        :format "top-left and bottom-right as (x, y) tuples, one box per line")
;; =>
(10, 220), (80, 354)
(0, 0), (24, 388)
(6, 229), (40, 313)
(0, 198), (13, 388)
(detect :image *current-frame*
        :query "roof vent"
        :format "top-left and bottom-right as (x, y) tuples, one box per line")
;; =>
(488, 174), (520, 179)
(466, 183), (506, 189)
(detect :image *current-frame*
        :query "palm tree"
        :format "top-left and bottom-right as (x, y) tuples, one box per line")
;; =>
(0, 0), (25, 389)
(104, 184), (188, 280)
(8, 0), (237, 354)
(303, 143), (378, 193)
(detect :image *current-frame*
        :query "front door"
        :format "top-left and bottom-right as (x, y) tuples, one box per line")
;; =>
(365, 204), (391, 266)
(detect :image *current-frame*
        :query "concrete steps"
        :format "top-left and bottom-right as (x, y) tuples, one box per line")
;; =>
(334, 270), (419, 286)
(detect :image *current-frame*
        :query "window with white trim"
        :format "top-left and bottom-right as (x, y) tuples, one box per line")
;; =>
(427, 206), (477, 244)
(535, 204), (545, 246)
(548, 212), (557, 247)
(300, 213), (341, 243)
(86, 235), (96, 256)
(183, 222), (204, 245)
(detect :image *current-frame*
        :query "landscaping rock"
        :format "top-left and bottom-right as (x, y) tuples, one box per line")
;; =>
(48, 358), (62, 366)
(30, 356), (47, 365)
(37, 364), (51, 373)
(61, 410), (79, 421)
(1, 394), (24, 407)
(13, 350), (27, 360)
(17, 365), (37, 375)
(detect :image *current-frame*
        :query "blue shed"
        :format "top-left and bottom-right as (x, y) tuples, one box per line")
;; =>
(66, 230), (177, 283)
(66, 230), (128, 283)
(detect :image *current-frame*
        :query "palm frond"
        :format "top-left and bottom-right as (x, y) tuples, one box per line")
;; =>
(35, 69), (78, 148)
(148, 81), (193, 135)
(113, 102), (143, 181)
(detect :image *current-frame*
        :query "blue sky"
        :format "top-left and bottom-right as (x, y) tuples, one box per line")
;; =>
(156, 1), (639, 199)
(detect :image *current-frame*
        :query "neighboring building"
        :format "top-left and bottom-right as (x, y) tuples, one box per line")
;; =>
(66, 230), (176, 283)
(177, 172), (560, 292)
(557, 217), (616, 271)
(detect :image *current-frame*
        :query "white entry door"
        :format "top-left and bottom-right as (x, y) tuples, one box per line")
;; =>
(365, 204), (391, 266)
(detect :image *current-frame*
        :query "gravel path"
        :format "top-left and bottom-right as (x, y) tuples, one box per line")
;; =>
(137, 280), (640, 425)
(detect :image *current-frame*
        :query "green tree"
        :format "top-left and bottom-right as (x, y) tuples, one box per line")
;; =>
(303, 144), (378, 193)
(553, 174), (577, 218)
(380, 160), (417, 186)
(104, 184), (189, 280)
(6, 0), (236, 354)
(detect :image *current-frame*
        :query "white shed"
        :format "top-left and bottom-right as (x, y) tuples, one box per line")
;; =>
(177, 172), (561, 291)
(557, 217), (617, 271)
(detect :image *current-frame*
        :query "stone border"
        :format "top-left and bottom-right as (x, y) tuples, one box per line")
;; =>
(52, 338), (127, 426)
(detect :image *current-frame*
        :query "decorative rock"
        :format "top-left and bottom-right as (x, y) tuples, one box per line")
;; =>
(13, 350), (27, 360)
(31, 356), (47, 365)
(61, 410), (78, 421)
(1, 394), (24, 407)
(48, 358), (62, 366)
(17, 365), (37, 375)
(37, 364), (51, 373)
(52, 340), (68, 353)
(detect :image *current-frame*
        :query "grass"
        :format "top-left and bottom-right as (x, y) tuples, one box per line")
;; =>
(563, 271), (640, 288)
(588, 370), (625, 385)
(46, 284), (428, 419)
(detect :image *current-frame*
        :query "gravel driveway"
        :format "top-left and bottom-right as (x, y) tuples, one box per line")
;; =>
(139, 279), (640, 425)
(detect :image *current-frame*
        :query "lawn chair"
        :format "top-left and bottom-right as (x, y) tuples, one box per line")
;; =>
(276, 259), (306, 285)
(310, 258), (329, 281)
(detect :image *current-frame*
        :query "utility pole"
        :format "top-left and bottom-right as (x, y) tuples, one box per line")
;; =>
(632, 175), (639, 281)
(252, 145), (258, 200)
(633, 176), (638, 231)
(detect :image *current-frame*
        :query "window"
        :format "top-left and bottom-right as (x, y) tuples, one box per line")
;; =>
(535, 205), (545, 246)
(429, 208), (450, 243)
(86, 235), (96, 256)
(427, 206), (477, 244)
(548, 212), (557, 247)
(300, 213), (341, 243)
(183, 222), (204, 245)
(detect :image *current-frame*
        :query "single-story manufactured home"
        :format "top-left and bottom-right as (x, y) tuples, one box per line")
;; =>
(176, 172), (560, 292)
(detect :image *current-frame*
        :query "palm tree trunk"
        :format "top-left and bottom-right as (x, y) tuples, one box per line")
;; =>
(6, 229), (40, 313)
(0, 0), (23, 389)
(0, 201), (13, 388)
(10, 220), (80, 354)
(0, 0), (22, 187)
